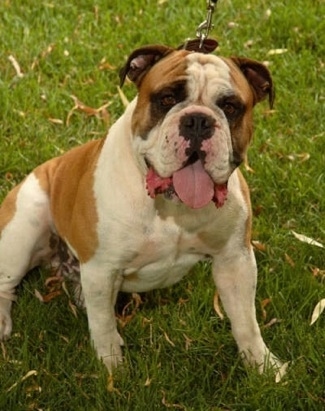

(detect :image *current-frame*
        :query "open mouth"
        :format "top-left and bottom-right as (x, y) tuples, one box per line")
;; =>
(145, 154), (228, 209)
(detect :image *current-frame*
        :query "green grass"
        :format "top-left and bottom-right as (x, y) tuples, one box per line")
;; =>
(0, 0), (324, 409)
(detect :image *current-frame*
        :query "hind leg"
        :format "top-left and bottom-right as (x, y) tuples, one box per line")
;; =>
(0, 173), (52, 340)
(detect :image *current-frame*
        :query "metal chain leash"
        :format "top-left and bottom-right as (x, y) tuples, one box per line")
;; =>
(178, 0), (219, 54)
(196, 0), (219, 49)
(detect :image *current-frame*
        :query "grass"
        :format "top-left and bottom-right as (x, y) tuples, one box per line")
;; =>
(0, 0), (324, 409)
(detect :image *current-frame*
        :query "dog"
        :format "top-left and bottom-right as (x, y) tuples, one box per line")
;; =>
(0, 44), (281, 374)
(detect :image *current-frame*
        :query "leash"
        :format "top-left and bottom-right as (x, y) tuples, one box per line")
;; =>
(197, 0), (218, 49)
(179, 0), (219, 53)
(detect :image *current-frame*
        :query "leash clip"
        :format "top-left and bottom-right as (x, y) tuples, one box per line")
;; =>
(196, 0), (218, 49)
(178, 0), (218, 53)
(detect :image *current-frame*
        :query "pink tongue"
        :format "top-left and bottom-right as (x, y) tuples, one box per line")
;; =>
(172, 160), (214, 209)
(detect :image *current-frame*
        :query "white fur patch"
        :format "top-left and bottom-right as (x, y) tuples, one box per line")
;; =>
(0, 173), (50, 282)
(185, 53), (232, 106)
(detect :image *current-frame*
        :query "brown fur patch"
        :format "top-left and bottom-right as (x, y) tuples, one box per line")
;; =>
(237, 170), (252, 249)
(34, 139), (104, 263)
(131, 50), (189, 137)
(0, 182), (22, 234)
(222, 58), (255, 164)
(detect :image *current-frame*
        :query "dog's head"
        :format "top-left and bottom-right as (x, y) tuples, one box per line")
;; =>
(120, 45), (273, 209)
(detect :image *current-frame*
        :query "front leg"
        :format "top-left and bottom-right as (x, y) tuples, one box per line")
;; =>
(80, 260), (124, 374)
(212, 246), (281, 373)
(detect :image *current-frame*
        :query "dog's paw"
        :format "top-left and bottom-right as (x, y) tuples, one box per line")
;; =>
(262, 353), (289, 382)
(0, 299), (13, 340)
(97, 332), (125, 374)
(242, 348), (287, 380)
(102, 346), (123, 374)
(259, 351), (282, 372)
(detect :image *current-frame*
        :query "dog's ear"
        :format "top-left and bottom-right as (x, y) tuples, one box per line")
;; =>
(230, 57), (274, 108)
(119, 45), (174, 87)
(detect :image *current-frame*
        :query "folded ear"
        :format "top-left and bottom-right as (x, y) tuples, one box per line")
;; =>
(230, 57), (274, 107)
(119, 45), (174, 87)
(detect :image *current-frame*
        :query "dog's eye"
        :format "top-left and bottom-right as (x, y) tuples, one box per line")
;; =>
(160, 95), (177, 107)
(222, 102), (237, 116)
(218, 97), (244, 120)
(152, 81), (187, 113)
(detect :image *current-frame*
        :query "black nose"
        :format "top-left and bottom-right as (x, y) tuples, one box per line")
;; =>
(179, 112), (215, 141)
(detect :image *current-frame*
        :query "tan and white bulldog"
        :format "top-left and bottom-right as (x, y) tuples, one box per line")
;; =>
(0, 44), (281, 373)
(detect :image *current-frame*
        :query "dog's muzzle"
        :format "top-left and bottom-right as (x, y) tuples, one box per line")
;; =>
(145, 111), (228, 209)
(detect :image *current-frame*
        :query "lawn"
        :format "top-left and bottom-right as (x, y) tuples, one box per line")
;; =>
(0, 0), (324, 410)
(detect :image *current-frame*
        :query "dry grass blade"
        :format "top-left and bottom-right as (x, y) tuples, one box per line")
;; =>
(267, 48), (288, 55)
(1, 341), (7, 360)
(252, 240), (267, 252)
(161, 329), (175, 347)
(213, 290), (224, 320)
(263, 318), (281, 329)
(107, 374), (121, 394)
(310, 299), (325, 325)
(183, 333), (192, 351)
(66, 95), (111, 126)
(261, 298), (272, 320)
(285, 253), (295, 267)
(117, 86), (130, 107)
(144, 376), (152, 387)
(98, 57), (116, 71)
(8, 55), (24, 78)
(161, 390), (185, 409)
(117, 293), (142, 327)
(48, 118), (64, 125)
(291, 231), (324, 249)
(31, 43), (55, 69)
(34, 289), (62, 303)
(243, 156), (255, 173)
(311, 267), (325, 280)
(7, 370), (38, 392)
